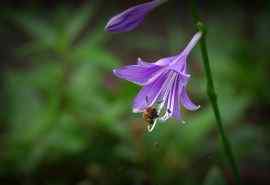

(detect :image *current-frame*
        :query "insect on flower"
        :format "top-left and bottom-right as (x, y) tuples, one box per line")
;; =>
(113, 32), (202, 132)
(142, 96), (159, 131)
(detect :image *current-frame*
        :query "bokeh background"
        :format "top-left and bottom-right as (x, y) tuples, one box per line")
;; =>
(0, 0), (269, 185)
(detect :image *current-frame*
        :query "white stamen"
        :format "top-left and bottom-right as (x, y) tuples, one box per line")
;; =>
(157, 100), (165, 114)
(156, 72), (178, 122)
(147, 119), (158, 132)
(147, 71), (180, 132)
(159, 112), (170, 122)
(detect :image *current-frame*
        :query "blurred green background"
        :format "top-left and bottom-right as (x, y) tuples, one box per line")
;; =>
(0, 0), (270, 185)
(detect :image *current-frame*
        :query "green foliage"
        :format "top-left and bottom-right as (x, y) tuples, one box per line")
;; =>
(203, 166), (227, 185)
(1, 4), (124, 175)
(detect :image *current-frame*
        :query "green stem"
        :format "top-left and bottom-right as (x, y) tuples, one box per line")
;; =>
(191, 1), (241, 184)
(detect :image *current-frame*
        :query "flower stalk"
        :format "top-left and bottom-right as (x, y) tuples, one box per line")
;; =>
(191, 1), (241, 185)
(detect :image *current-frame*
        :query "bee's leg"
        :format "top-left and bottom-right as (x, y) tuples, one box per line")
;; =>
(147, 119), (158, 132)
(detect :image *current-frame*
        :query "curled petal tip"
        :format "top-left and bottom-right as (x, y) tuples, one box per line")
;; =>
(181, 89), (200, 111)
(112, 69), (118, 76)
(190, 104), (201, 111)
(113, 68), (124, 79)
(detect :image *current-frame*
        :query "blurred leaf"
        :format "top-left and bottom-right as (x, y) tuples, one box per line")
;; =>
(13, 12), (57, 48)
(64, 5), (95, 43)
(73, 47), (120, 68)
(204, 166), (227, 185)
(121, 32), (166, 51)
(76, 26), (109, 51)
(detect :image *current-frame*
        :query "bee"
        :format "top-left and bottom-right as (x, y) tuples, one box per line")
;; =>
(143, 96), (160, 131)
(143, 107), (159, 126)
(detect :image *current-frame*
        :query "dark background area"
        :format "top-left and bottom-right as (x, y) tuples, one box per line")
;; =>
(0, 0), (270, 185)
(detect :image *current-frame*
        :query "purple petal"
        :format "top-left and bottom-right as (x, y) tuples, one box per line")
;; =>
(168, 55), (186, 72)
(156, 71), (175, 104)
(105, 0), (161, 33)
(156, 72), (180, 121)
(168, 57), (191, 85)
(172, 75), (182, 120)
(163, 74), (182, 120)
(138, 56), (177, 67)
(165, 77), (176, 119)
(181, 88), (200, 111)
(106, 18), (144, 33)
(113, 64), (165, 86)
(154, 55), (176, 66)
(163, 32), (201, 74)
(137, 58), (153, 66)
(133, 71), (168, 112)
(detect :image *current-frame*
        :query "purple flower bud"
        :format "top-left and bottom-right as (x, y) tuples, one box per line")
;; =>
(113, 32), (202, 131)
(105, 0), (165, 33)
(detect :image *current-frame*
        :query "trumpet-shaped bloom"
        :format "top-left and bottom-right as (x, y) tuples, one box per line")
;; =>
(105, 0), (166, 33)
(113, 32), (202, 131)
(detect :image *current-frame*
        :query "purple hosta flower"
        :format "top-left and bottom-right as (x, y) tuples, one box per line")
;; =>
(113, 32), (202, 131)
(105, 0), (167, 33)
